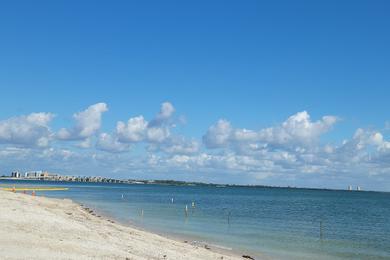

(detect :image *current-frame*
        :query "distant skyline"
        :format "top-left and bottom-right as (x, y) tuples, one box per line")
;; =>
(0, 1), (389, 191)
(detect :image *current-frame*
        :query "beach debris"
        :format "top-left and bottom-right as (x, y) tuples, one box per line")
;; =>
(204, 245), (210, 250)
(242, 255), (255, 260)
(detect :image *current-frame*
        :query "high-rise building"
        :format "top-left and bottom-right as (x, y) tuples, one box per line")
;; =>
(11, 171), (21, 178)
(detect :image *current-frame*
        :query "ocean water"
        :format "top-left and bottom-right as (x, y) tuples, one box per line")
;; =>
(1, 180), (389, 259)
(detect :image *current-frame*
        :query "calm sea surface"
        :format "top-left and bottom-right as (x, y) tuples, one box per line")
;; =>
(1, 180), (389, 259)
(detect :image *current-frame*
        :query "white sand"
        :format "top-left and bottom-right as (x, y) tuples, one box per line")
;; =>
(0, 190), (253, 260)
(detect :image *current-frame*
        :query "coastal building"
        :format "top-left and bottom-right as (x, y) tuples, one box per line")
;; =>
(11, 171), (21, 178)
(39, 171), (60, 180)
(25, 171), (43, 178)
(23, 170), (59, 180)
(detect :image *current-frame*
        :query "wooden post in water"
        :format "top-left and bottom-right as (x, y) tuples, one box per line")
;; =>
(191, 201), (195, 215)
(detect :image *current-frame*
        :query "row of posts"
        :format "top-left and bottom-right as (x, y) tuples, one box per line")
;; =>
(122, 194), (233, 225)
(121, 193), (325, 239)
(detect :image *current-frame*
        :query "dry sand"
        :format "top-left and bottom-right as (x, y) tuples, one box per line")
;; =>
(0, 190), (254, 260)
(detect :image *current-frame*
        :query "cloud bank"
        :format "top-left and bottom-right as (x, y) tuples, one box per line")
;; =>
(0, 102), (389, 191)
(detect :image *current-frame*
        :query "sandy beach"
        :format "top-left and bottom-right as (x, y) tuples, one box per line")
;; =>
(0, 190), (248, 260)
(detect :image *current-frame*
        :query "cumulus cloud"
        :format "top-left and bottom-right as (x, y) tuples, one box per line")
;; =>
(105, 102), (199, 155)
(117, 116), (148, 142)
(148, 102), (175, 127)
(97, 102), (183, 154)
(96, 133), (130, 153)
(203, 111), (338, 149)
(57, 103), (108, 140)
(277, 111), (338, 143)
(0, 112), (54, 147)
(116, 102), (175, 144)
(202, 119), (232, 148)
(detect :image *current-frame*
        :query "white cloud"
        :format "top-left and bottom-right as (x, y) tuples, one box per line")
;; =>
(117, 116), (148, 142)
(57, 103), (108, 140)
(0, 112), (54, 147)
(96, 133), (130, 153)
(115, 102), (175, 144)
(278, 111), (338, 143)
(148, 102), (175, 127)
(150, 136), (200, 155)
(203, 111), (338, 149)
(146, 127), (170, 143)
(77, 138), (92, 148)
(162, 139), (199, 155)
(203, 119), (232, 148)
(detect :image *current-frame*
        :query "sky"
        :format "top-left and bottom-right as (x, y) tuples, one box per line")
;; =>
(0, 0), (389, 191)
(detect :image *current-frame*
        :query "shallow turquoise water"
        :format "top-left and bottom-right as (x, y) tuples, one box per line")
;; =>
(2, 180), (390, 259)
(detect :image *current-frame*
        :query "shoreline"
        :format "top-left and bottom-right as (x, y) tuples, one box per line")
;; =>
(2, 177), (387, 193)
(0, 190), (260, 260)
(79, 203), (240, 257)
(73, 199), (266, 260)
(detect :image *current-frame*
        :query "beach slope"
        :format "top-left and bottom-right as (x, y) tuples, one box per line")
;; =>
(0, 190), (243, 260)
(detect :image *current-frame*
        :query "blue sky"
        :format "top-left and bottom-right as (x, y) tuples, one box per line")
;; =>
(0, 1), (389, 191)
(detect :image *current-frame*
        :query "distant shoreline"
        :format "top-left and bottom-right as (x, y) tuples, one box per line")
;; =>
(1, 177), (385, 193)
